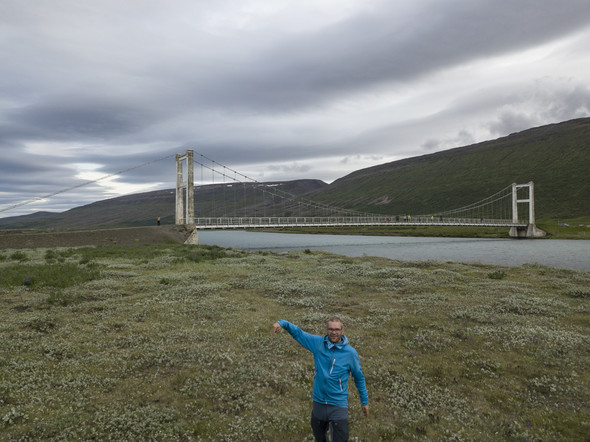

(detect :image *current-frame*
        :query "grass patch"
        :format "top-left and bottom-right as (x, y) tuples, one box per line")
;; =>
(0, 244), (589, 440)
(0, 262), (100, 289)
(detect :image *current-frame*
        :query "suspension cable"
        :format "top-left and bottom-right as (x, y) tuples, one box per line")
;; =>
(429, 184), (513, 216)
(192, 152), (378, 217)
(0, 153), (176, 214)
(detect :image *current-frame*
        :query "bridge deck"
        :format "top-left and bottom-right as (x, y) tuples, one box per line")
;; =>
(192, 216), (527, 229)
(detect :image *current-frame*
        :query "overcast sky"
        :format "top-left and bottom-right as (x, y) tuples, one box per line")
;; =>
(2, 0), (590, 218)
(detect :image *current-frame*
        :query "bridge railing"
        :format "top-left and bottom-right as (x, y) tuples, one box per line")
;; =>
(192, 216), (527, 228)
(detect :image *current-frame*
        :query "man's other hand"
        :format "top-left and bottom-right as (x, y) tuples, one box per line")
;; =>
(362, 405), (369, 417)
(272, 322), (282, 335)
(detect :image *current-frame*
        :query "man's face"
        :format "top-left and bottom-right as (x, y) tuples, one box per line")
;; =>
(327, 321), (343, 343)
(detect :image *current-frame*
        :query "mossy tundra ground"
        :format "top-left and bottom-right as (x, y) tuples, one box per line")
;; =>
(1, 244), (589, 440)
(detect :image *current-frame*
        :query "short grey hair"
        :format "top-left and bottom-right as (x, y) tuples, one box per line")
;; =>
(326, 316), (343, 327)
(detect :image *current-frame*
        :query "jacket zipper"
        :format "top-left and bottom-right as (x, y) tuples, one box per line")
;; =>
(330, 358), (336, 374)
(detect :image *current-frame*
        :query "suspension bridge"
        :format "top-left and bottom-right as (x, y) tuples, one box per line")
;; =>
(175, 150), (545, 238)
(0, 149), (546, 238)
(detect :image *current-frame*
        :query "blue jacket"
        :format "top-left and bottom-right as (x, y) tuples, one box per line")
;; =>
(278, 319), (369, 407)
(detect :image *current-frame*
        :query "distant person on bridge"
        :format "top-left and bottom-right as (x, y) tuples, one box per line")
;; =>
(157, 216), (160, 226)
(272, 316), (369, 441)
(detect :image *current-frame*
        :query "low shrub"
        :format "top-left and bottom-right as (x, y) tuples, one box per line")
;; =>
(488, 270), (506, 280)
(9, 251), (28, 262)
(565, 287), (590, 299)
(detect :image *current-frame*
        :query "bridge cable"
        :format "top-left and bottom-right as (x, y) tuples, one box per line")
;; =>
(429, 184), (513, 217)
(0, 153), (177, 215)
(191, 151), (379, 218)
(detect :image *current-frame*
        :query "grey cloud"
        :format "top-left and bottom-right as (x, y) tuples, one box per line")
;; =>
(319, 78), (590, 158)
(487, 83), (590, 136)
(0, 154), (71, 188)
(421, 130), (476, 152)
(540, 84), (590, 122)
(5, 95), (158, 142)
(488, 111), (538, 138)
(268, 162), (311, 174)
(179, 0), (590, 111)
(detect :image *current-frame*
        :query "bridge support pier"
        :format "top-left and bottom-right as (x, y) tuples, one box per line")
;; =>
(508, 182), (546, 238)
(509, 224), (546, 238)
(184, 227), (199, 245)
(175, 150), (195, 225)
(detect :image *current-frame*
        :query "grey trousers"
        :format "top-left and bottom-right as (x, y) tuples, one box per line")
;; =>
(310, 402), (349, 442)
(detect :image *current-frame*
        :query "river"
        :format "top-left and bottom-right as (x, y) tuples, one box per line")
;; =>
(197, 230), (590, 271)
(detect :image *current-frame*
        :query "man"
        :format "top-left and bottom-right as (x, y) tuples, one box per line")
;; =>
(272, 317), (369, 442)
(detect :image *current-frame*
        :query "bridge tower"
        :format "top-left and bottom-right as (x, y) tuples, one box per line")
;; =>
(509, 181), (546, 238)
(175, 149), (195, 225)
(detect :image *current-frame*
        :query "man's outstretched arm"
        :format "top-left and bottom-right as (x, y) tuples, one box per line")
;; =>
(271, 319), (321, 352)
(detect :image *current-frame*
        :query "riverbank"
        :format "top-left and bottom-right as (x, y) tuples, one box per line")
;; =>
(253, 222), (590, 239)
(253, 225), (513, 238)
(0, 225), (194, 249)
(1, 244), (588, 440)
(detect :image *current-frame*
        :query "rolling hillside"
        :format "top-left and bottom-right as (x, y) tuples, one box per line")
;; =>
(0, 117), (588, 230)
(309, 117), (590, 221)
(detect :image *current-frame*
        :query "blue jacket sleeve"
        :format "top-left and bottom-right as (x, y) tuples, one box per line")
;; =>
(350, 351), (369, 406)
(278, 319), (322, 353)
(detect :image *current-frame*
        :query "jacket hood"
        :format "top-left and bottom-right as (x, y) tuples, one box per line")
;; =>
(324, 334), (349, 350)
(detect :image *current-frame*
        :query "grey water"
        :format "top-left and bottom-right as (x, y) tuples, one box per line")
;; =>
(197, 230), (590, 271)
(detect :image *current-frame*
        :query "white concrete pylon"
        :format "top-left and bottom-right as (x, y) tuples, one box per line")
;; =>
(175, 150), (195, 225)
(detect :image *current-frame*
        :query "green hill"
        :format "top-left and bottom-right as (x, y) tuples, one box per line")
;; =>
(309, 117), (590, 223)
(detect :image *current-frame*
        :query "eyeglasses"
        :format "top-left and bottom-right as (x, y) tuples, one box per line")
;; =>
(327, 328), (342, 332)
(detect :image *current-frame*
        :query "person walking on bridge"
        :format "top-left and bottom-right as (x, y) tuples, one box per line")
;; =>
(272, 316), (369, 441)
